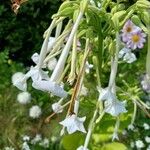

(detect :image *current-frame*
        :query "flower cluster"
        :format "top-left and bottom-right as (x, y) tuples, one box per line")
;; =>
(119, 20), (146, 63)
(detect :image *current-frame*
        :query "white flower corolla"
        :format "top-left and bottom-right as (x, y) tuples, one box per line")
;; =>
(118, 47), (131, 58)
(85, 61), (93, 74)
(47, 57), (57, 71)
(39, 138), (49, 148)
(77, 145), (89, 150)
(26, 66), (49, 82)
(32, 80), (67, 98)
(22, 142), (30, 150)
(128, 124), (135, 130)
(104, 99), (127, 116)
(17, 92), (31, 104)
(141, 74), (150, 93)
(98, 87), (115, 101)
(29, 105), (42, 119)
(143, 123), (150, 130)
(52, 102), (63, 113)
(112, 132), (119, 141)
(135, 140), (145, 149)
(12, 72), (27, 91)
(47, 37), (56, 52)
(145, 136), (150, 143)
(31, 53), (46, 68)
(31, 134), (42, 144)
(23, 135), (30, 141)
(80, 85), (88, 96)
(123, 52), (137, 63)
(130, 142), (135, 148)
(4, 147), (15, 150)
(147, 145), (150, 150)
(31, 53), (39, 64)
(59, 114), (86, 134)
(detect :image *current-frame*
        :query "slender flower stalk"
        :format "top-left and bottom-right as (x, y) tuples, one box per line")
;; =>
(37, 19), (57, 70)
(131, 100), (137, 124)
(50, 11), (84, 82)
(108, 31), (120, 89)
(67, 33), (77, 84)
(146, 16), (150, 76)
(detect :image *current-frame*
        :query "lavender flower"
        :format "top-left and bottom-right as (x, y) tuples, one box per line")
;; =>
(121, 20), (141, 42)
(127, 31), (146, 50)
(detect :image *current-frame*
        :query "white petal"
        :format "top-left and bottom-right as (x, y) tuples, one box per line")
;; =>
(52, 103), (63, 113)
(31, 53), (39, 64)
(32, 80), (67, 98)
(123, 52), (137, 63)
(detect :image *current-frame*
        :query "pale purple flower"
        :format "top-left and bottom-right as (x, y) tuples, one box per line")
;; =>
(59, 114), (86, 134)
(127, 31), (146, 50)
(121, 20), (141, 42)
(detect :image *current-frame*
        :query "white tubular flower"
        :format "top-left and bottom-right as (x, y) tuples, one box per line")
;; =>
(128, 124), (135, 130)
(98, 87), (115, 101)
(77, 145), (89, 150)
(112, 132), (119, 141)
(23, 135), (30, 141)
(135, 140), (145, 149)
(143, 123), (150, 130)
(47, 57), (57, 71)
(123, 52), (137, 63)
(22, 142), (30, 150)
(47, 37), (56, 52)
(118, 47), (131, 58)
(59, 114), (86, 134)
(85, 61), (93, 74)
(17, 92), (31, 104)
(29, 105), (42, 119)
(104, 99), (127, 116)
(31, 53), (46, 68)
(32, 80), (67, 98)
(12, 72), (27, 91)
(31, 53), (39, 64)
(80, 85), (88, 96)
(50, 11), (84, 81)
(52, 102), (63, 113)
(39, 138), (49, 148)
(145, 136), (150, 143)
(31, 134), (42, 144)
(26, 66), (49, 82)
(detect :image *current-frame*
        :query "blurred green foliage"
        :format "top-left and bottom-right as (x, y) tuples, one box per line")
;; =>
(0, 0), (61, 66)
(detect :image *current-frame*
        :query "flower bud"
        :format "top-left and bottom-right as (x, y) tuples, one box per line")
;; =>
(140, 11), (150, 25)
(131, 15), (148, 33)
(136, 0), (150, 9)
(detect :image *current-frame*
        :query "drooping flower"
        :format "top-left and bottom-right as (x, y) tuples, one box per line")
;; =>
(59, 114), (86, 134)
(98, 87), (115, 101)
(32, 80), (67, 98)
(17, 92), (31, 104)
(47, 57), (57, 71)
(31, 53), (39, 64)
(23, 135), (30, 141)
(52, 102), (63, 113)
(141, 74), (150, 93)
(77, 145), (89, 150)
(121, 20), (141, 42)
(135, 140), (145, 149)
(145, 136), (150, 143)
(112, 132), (119, 141)
(47, 37), (56, 52)
(130, 142), (135, 148)
(104, 99), (127, 116)
(85, 61), (93, 74)
(22, 142), (30, 150)
(29, 105), (42, 119)
(123, 52), (137, 63)
(39, 138), (50, 148)
(12, 72), (27, 91)
(126, 31), (146, 50)
(143, 123), (150, 130)
(31, 134), (42, 144)
(128, 124), (135, 131)
(118, 47), (131, 58)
